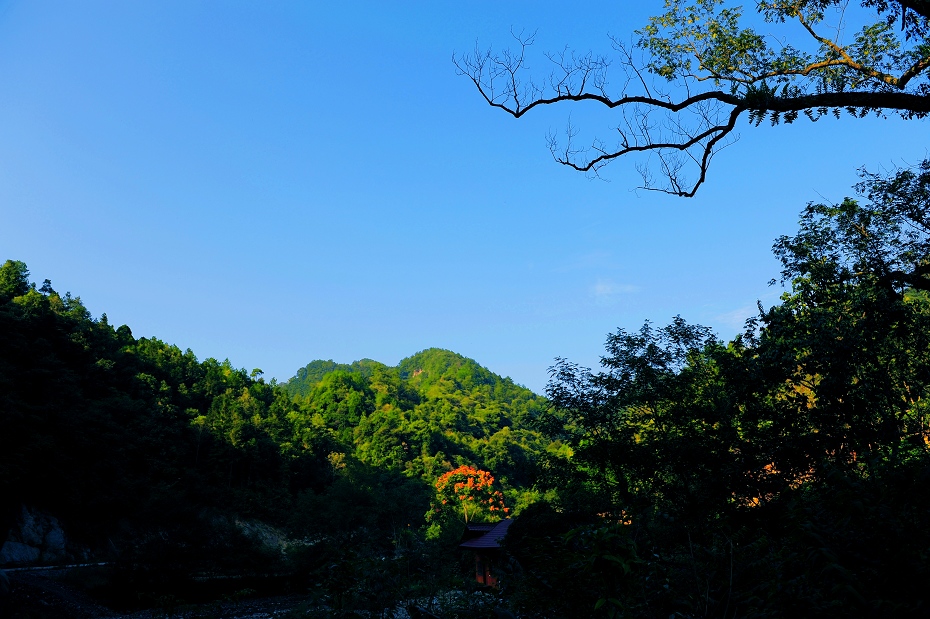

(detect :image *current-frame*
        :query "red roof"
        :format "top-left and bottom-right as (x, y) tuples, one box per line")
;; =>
(459, 519), (512, 550)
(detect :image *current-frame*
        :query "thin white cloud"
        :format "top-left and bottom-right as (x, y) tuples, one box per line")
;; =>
(591, 279), (639, 298)
(714, 304), (759, 331)
(711, 291), (782, 333)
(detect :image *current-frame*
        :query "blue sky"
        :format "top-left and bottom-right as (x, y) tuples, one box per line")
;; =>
(1, 1), (926, 393)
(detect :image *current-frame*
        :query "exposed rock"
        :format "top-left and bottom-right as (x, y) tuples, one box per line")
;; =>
(235, 519), (285, 551)
(1, 506), (69, 566)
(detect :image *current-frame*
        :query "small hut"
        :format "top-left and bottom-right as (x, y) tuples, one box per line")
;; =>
(459, 519), (512, 587)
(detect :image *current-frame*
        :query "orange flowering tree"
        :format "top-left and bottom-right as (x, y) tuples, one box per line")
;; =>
(428, 465), (508, 524)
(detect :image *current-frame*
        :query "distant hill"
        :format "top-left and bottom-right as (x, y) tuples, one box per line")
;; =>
(283, 348), (549, 486)
(285, 348), (531, 395)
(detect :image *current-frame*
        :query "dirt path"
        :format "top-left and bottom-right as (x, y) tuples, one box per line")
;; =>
(107, 594), (310, 619)
(9, 572), (312, 619)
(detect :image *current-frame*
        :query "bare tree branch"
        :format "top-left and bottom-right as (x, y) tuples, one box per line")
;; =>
(455, 0), (930, 197)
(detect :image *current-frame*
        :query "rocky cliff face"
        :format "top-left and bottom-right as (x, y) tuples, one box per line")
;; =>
(0, 506), (83, 566)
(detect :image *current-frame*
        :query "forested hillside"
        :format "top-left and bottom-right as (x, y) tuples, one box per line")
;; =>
(0, 263), (545, 610)
(284, 349), (547, 487)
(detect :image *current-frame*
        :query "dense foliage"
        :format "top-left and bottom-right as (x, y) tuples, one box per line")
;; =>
(1, 267), (301, 530)
(505, 160), (930, 618)
(0, 274), (545, 610)
(284, 350), (549, 488)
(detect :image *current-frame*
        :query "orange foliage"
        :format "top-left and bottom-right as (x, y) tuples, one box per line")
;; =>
(430, 465), (508, 523)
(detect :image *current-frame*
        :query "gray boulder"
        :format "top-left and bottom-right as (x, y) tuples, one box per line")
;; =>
(0, 506), (69, 565)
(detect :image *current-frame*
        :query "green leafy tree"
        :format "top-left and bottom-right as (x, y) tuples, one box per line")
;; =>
(302, 370), (376, 442)
(456, 0), (930, 195)
(0, 259), (29, 300)
(542, 162), (930, 522)
(544, 318), (752, 524)
(761, 158), (930, 470)
(523, 160), (930, 617)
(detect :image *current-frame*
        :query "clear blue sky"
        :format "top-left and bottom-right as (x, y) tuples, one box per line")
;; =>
(0, 1), (926, 393)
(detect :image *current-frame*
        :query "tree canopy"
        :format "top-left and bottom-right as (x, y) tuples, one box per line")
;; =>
(428, 465), (508, 525)
(456, 0), (930, 196)
(283, 349), (549, 487)
(506, 159), (930, 617)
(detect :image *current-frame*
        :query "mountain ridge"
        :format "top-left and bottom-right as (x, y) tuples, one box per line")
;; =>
(284, 347), (534, 396)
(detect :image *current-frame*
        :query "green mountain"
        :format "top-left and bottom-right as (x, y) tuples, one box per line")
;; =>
(283, 348), (548, 486)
